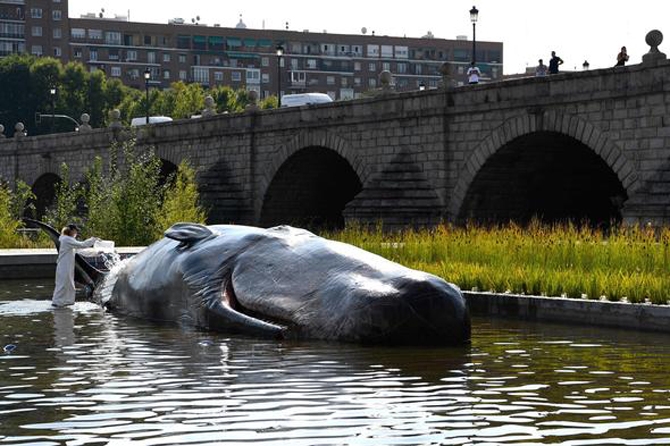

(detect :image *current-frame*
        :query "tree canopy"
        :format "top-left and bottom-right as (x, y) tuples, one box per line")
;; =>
(0, 55), (277, 137)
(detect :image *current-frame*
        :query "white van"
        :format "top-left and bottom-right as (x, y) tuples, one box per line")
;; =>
(130, 116), (173, 127)
(280, 93), (333, 108)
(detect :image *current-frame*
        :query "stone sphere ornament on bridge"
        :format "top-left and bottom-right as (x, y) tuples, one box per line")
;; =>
(643, 29), (667, 65)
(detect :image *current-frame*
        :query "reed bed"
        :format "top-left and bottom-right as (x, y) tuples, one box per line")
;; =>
(328, 222), (670, 305)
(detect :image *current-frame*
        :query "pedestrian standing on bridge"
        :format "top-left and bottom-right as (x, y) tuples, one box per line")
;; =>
(52, 224), (99, 307)
(535, 59), (548, 77)
(467, 62), (481, 84)
(615, 46), (629, 67)
(549, 51), (564, 74)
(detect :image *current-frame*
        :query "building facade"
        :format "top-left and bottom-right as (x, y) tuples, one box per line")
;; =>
(2, 0), (504, 99)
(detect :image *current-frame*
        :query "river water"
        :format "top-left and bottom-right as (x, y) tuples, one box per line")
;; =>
(1, 280), (670, 445)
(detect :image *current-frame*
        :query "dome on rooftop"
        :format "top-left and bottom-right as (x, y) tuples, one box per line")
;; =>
(236, 15), (247, 29)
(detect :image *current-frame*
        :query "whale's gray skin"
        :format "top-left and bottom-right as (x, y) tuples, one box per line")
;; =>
(102, 223), (471, 345)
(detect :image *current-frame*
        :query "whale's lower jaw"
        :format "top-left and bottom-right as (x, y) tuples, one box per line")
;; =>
(201, 278), (286, 339)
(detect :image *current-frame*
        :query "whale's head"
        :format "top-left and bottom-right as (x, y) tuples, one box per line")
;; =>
(166, 224), (470, 345)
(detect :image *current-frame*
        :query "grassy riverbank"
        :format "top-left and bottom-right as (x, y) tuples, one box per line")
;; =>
(329, 222), (670, 305)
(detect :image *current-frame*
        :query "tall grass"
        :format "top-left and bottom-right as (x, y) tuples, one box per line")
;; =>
(329, 221), (670, 305)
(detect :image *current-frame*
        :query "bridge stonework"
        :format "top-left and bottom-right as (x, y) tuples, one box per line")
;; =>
(2, 61), (670, 229)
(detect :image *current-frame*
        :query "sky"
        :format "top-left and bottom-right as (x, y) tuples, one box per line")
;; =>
(69, 0), (670, 75)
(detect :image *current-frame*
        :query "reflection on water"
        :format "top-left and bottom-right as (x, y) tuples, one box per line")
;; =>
(1, 296), (670, 444)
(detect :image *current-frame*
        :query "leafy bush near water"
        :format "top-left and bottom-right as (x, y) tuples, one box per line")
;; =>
(46, 138), (207, 246)
(0, 181), (39, 248)
(329, 221), (670, 305)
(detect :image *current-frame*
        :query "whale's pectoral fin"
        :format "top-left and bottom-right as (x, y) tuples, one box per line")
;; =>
(165, 223), (215, 248)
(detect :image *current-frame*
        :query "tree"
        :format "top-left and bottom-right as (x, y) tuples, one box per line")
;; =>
(155, 160), (207, 238)
(0, 54), (37, 136)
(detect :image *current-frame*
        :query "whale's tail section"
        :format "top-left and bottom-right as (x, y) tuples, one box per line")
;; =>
(23, 218), (106, 295)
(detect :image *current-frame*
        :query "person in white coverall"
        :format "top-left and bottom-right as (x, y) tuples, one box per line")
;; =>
(52, 224), (99, 307)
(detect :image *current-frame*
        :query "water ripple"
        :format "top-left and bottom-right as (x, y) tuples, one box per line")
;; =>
(1, 301), (670, 444)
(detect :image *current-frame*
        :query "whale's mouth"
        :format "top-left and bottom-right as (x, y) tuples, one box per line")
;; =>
(205, 276), (287, 339)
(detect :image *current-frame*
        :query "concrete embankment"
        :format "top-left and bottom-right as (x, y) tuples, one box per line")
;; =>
(3, 249), (670, 333)
(0, 248), (143, 280)
(464, 291), (670, 333)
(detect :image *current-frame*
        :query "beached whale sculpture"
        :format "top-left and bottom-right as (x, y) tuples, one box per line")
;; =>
(33, 221), (471, 345)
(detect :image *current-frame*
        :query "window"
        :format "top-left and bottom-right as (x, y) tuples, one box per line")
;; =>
(246, 69), (260, 83)
(193, 67), (209, 84)
(262, 73), (270, 84)
(31, 45), (43, 56)
(71, 28), (85, 39)
(105, 31), (121, 45)
(381, 45), (393, 58)
(147, 51), (156, 64)
(89, 49), (98, 61)
(30, 8), (42, 18)
(126, 50), (137, 61)
(52, 10), (61, 20)
(179, 70), (187, 80)
(261, 57), (269, 67)
(306, 59), (317, 69)
(395, 46), (409, 59)
(290, 58), (298, 69)
(367, 44), (379, 57)
(163, 70), (171, 80)
(53, 47), (61, 57)
(53, 28), (61, 39)
(163, 53), (170, 62)
(111, 66), (121, 77)
(327, 76), (335, 85)
(382, 62), (390, 71)
(368, 78), (377, 88)
(341, 77), (348, 87)
(108, 49), (119, 60)
(354, 77), (361, 86)
(214, 71), (223, 82)
(74, 49), (82, 58)
(354, 62), (361, 71)
(88, 29), (102, 40)
(179, 54), (186, 63)
(144, 35), (152, 45)
(291, 71), (306, 84)
(453, 49), (469, 62)
(352, 45), (362, 56)
(368, 62), (376, 72)
(415, 64), (422, 75)
(31, 26), (42, 37)
(397, 63), (407, 74)
(231, 71), (241, 82)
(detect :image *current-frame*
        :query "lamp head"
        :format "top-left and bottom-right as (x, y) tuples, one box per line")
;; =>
(470, 5), (479, 23)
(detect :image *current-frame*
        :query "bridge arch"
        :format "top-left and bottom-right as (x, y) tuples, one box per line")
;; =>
(29, 172), (61, 219)
(451, 112), (640, 225)
(260, 145), (363, 230)
(258, 130), (369, 230)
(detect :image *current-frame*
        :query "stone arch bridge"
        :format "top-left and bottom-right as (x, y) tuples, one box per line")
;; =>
(2, 59), (670, 230)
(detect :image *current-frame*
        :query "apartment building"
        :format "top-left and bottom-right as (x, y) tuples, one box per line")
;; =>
(2, 0), (504, 99)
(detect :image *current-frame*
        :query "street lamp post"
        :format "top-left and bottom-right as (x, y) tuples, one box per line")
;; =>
(418, 81), (426, 91)
(582, 60), (590, 70)
(276, 44), (284, 108)
(144, 68), (151, 124)
(470, 6), (479, 65)
(49, 86), (56, 133)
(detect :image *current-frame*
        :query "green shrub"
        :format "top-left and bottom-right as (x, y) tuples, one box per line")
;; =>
(154, 160), (207, 239)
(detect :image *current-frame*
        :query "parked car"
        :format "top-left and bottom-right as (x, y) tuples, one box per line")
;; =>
(130, 116), (173, 126)
(280, 93), (333, 108)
